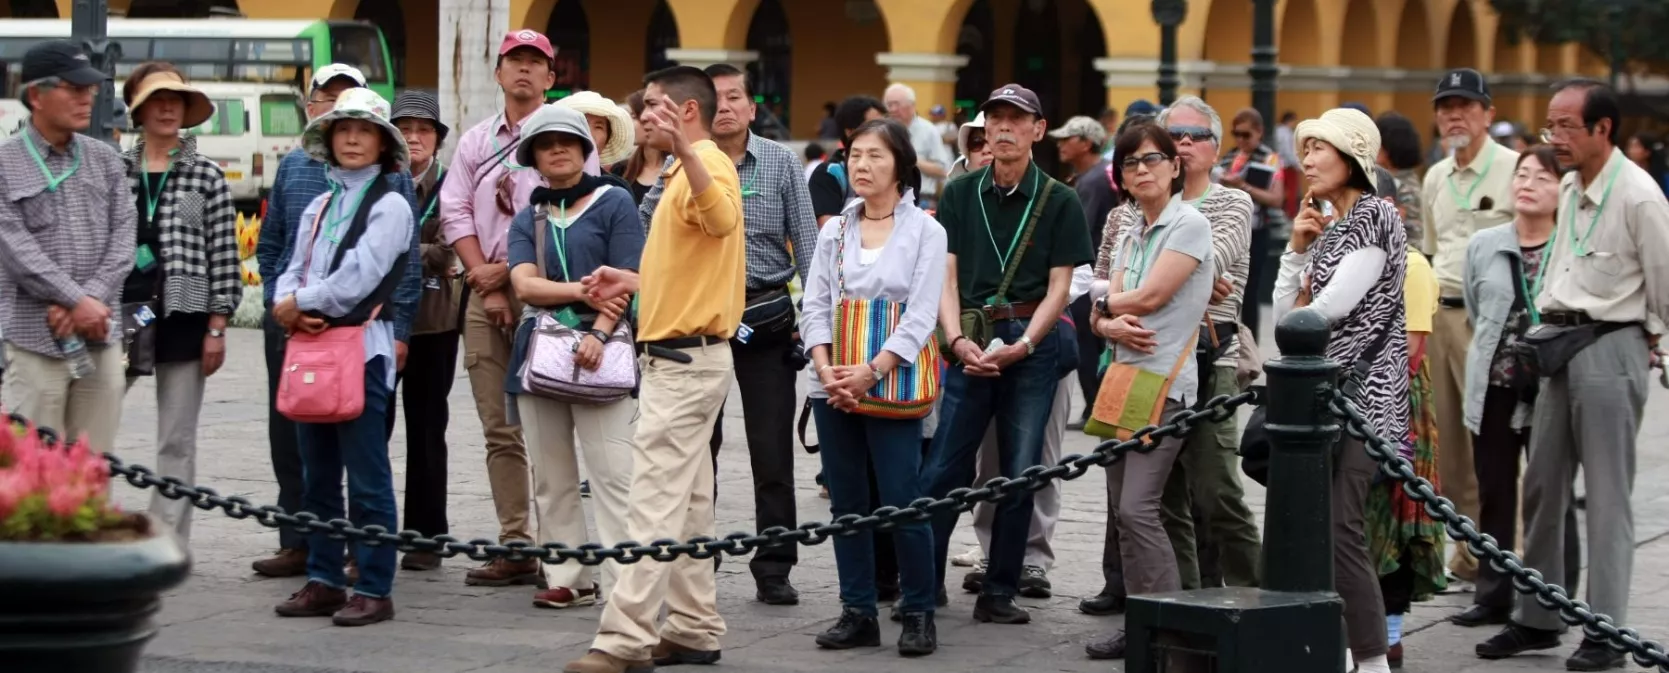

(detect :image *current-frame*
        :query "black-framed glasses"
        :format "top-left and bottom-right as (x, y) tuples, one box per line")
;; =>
(1232, 130), (1254, 140)
(1120, 152), (1171, 171)
(1168, 125), (1214, 143)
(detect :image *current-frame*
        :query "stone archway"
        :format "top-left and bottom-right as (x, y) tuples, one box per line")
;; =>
(1444, 0), (1479, 67)
(646, 0), (679, 74)
(953, 0), (995, 115)
(545, 0), (590, 95)
(744, 0), (790, 133)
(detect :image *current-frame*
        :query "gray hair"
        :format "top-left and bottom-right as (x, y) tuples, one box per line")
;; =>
(884, 83), (916, 104)
(20, 76), (61, 112)
(1156, 95), (1224, 146)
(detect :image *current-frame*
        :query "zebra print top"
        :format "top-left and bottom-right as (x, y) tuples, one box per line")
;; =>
(1306, 195), (1411, 441)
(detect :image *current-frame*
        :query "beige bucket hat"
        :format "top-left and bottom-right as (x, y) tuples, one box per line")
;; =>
(1294, 108), (1381, 184)
(126, 70), (214, 129)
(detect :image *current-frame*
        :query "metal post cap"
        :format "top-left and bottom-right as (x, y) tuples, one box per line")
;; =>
(1274, 307), (1331, 356)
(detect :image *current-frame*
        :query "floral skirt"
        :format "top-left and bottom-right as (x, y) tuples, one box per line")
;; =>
(1363, 359), (1448, 602)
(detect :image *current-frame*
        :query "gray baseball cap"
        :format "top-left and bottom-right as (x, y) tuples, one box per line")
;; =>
(1048, 115), (1108, 148)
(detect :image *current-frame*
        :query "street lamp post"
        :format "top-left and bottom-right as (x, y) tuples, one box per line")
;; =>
(1150, 0), (1187, 106)
(71, 0), (121, 147)
(1249, 0), (1278, 130)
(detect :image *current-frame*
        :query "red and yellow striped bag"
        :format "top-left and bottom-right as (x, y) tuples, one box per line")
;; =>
(832, 297), (942, 419)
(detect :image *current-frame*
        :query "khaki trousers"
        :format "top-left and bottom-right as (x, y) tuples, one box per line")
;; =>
(127, 361), (208, 542)
(462, 292), (532, 542)
(1431, 305), (1479, 576)
(518, 394), (638, 599)
(3, 341), (125, 452)
(594, 343), (732, 660)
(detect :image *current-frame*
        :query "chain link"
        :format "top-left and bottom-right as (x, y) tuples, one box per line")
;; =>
(97, 393), (1254, 566)
(1328, 390), (1669, 672)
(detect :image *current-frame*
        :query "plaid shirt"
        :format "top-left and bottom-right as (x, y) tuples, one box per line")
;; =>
(0, 125), (136, 357)
(121, 135), (241, 317)
(639, 133), (817, 289)
(257, 148), (421, 341)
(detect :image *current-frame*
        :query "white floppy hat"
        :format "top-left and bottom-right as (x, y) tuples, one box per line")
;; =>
(552, 91), (635, 166)
(301, 87), (409, 171)
(1294, 107), (1381, 186)
(957, 112), (986, 157)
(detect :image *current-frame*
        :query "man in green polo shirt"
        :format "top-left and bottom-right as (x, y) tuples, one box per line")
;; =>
(925, 84), (1094, 625)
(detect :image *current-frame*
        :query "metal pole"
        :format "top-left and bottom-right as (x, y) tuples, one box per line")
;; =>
(1607, 1), (1625, 89)
(1249, 0), (1278, 131)
(1260, 307), (1339, 595)
(71, 0), (120, 147)
(1150, 0), (1187, 106)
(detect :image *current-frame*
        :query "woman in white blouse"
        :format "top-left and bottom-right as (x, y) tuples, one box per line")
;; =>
(800, 118), (946, 657)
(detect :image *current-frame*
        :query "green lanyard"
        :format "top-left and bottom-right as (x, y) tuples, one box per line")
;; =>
(1446, 142), (1498, 211)
(1517, 235), (1555, 325)
(321, 180), (375, 243)
(740, 161), (760, 198)
(1124, 221), (1167, 290)
(1184, 185), (1213, 207)
(141, 150), (179, 223)
(490, 133), (525, 171)
(24, 135), (81, 192)
(547, 204), (572, 282)
(1566, 163), (1623, 257)
(418, 163), (445, 223)
(975, 168), (1042, 301)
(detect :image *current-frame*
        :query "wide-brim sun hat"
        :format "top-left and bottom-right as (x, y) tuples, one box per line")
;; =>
(552, 91), (635, 166)
(301, 87), (409, 171)
(127, 69), (215, 129)
(957, 112), (986, 157)
(1294, 107), (1381, 188)
(514, 105), (596, 168)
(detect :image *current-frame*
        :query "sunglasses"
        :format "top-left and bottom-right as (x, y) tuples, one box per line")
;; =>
(1120, 152), (1172, 172)
(968, 135), (987, 152)
(1168, 125), (1215, 143)
(1232, 130), (1254, 140)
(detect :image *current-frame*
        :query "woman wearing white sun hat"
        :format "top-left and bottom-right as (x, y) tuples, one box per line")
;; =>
(553, 90), (637, 174)
(270, 87), (415, 628)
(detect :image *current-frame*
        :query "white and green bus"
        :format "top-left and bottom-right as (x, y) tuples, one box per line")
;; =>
(0, 18), (395, 101)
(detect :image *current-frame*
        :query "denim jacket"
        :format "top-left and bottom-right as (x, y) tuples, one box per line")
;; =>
(1461, 223), (1533, 433)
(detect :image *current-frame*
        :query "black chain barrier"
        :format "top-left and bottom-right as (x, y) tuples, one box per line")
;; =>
(1329, 391), (1669, 672)
(95, 393), (1255, 567)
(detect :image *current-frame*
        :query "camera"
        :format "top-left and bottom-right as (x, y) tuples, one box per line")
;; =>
(784, 338), (809, 371)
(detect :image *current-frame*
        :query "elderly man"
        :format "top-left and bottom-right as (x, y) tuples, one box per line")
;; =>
(883, 83), (954, 209)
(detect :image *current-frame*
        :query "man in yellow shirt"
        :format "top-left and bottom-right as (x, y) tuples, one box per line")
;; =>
(564, 66), (745, 673)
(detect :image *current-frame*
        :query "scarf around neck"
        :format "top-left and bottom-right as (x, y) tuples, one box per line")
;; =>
(530, 173), (601, 208)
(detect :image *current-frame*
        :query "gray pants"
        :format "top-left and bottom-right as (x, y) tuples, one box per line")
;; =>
(1335, 436), (1387, 659)
(127, 361), (208, 542)
(1107, 399), (1187, 596)
(1516, 325), (1646, 631)
(971, 375), (1069, 568)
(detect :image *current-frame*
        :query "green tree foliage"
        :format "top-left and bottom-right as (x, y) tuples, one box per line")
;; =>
(1490, 0), (1669, 68)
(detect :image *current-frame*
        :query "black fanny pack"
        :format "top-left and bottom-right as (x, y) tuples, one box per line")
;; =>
(736, 286), (795, 347)
(1511, 321), (1633, 382)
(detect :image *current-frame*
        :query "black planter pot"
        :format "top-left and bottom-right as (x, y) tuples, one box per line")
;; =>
(0, 515), (192, 673)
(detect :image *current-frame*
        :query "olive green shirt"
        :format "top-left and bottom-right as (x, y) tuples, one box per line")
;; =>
(939, 162), (1093, 309)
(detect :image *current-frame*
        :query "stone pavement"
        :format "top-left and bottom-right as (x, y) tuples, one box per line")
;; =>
(108, 325), (1669, 673)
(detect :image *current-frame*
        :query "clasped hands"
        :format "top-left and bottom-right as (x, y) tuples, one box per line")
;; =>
(949, 337), (1027, 377)
(1092, 311), (1158, 355)
(45, 296), (113, 341)
(819, 364), (879, 412)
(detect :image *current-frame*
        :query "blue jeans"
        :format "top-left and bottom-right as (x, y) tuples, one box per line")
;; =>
(923, 320), (1062, 598)
(812, 399), (936, 615)
(299, 356), (397, 598)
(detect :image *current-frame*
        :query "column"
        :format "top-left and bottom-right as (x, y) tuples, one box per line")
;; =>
(439, 0), (513, 165)
(875, 52), (967, 114)
(664, 49), (758, 72)
(1094, 57), (1209, 112)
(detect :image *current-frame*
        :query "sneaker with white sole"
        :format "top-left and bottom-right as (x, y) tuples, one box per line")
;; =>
(950, 548), (983, 567)
(1019, 565), (1052, 598)
(533, 585), (598, 609)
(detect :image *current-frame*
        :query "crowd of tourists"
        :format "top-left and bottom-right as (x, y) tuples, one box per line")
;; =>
(0, 28), (1664, 673)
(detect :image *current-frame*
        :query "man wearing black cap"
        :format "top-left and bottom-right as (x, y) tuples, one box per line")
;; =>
(0, 41), (134, 453)
(1417, 67), (1518, 596)
(924, 84), (1093, 624)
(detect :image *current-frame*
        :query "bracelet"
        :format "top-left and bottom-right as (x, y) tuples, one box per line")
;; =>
(869, 364), (884, 381)
(950, 335), (969, 349)
(586, 329), (609, 343)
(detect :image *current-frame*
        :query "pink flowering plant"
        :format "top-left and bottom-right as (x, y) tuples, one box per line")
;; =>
(0, 420), (127, 542)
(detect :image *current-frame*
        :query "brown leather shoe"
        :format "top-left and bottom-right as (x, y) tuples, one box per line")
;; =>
(274, 580), (347, 617)
(401, 551), (442, 571)
(464, 558), (542, 586)
(563, 649), (654, 673)
(652, 639), (721, 665)
(332, 594), (394, 626)
(252, 548), (309, 578)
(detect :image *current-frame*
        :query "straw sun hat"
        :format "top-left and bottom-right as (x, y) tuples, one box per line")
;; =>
(1294, 108), (1382, 186)
(126, 70), (214, 129)
(552, 90), (636, 166)
(301, 88), (410, 171)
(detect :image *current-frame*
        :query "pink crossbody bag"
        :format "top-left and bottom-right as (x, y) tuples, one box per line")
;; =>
(277, 194), (373, 424)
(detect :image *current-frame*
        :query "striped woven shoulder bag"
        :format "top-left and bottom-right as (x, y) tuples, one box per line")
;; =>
(830, 215), (943, 419)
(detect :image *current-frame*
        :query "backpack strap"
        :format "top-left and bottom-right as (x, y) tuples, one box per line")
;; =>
(992, 175), (1055, 304)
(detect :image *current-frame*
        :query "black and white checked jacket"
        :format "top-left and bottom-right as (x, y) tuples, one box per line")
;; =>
(121, 135), (241, 318)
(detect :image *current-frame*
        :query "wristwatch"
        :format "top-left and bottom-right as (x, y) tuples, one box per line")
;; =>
(207, 328), (225, 338)
(1018, 335), (1036, 356)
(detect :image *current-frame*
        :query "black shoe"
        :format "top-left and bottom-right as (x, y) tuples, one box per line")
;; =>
(756, 579), (800, 606)
(1476, 623), (1562, 659)
(972, 595), (1030, 624)
(1451, 604), (1511, 628)
(1080, 590), (1127, 616)
(1085, 630), (1127, 660)
(1018, 565), (1051, 598)
(1566, 639), (1626, 671)
(890, 586), (950, 622)
(815, 608), (880, 650)
(961, 563), (986, 593)
(897, 611), (938, 657)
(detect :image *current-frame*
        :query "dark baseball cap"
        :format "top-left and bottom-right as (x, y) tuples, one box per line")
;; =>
(22, 40), (108, 86)
(981, 83), (1041, 116)
(1433, 68), (1490, 106)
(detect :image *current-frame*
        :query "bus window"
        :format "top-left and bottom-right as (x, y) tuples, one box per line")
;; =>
(152, 38), (233, 63)
(260, 94), (305, 137)
(194, 99), (247, 136)
(326, 24), (387, 83)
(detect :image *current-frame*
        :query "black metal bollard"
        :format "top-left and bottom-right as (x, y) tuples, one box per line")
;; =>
(1123, 308), (1344, 673)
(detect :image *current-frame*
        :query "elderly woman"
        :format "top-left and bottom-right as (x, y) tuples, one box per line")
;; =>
(1082, 121), (1216, 659)
(554, 91), (636, 178)
(946, 112), (990, 180)
(801, 118), (944, 656)
(1218, 108), (1287, 336)
(1273, 108), (1409, 673)
(118, 61), (239, 543)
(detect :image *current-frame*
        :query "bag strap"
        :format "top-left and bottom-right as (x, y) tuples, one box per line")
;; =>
(296, 192), (333, 288)
(994, 176), (1054, 303)
(797, 398), (819, 454)
(534, 203), (549, 280)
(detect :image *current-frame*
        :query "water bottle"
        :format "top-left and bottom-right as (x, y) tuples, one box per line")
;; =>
(60, 335), (95, 379)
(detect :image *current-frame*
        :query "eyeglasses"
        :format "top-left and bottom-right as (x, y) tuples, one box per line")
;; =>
(1168, 125), (1215, 143)
(1539, 122), (1588, 143)
(1232, 130), (1254, 140)
(967, 135), (987, 152)
(1120, 152), (1171, 172)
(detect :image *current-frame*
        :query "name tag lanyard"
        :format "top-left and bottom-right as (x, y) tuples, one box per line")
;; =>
(1124, 221), (1167, 291)
(1517, 227), (1556, 325)
(141, 149), (180, 223)
(321, 180), (376, 244)
(740, 160), (760, 198)
(25, 135), (81, 192)
(1566, 163), (1622, 258)
(418, 161), (445, 223)
(1446, 141), (1498, 211)
(975, 168), (1041, 304)
(547, 203), (584, 329)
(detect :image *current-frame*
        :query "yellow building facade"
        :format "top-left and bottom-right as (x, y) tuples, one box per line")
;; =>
(41, 0), (1607, 139)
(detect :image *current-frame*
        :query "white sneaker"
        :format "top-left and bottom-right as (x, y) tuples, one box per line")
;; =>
(951, 548), (982, 567)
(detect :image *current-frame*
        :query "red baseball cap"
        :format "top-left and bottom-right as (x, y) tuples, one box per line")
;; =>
(499, 29), (555, 60)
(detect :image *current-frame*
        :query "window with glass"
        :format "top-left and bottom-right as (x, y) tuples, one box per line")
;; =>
(193, 99), (246, 136)
(327, 24), (387, 82)
(260, 94), (306, 137)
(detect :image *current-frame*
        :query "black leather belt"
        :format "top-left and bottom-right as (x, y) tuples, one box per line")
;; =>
(637, 334), (726, 351)
(1438, 296), (1466, 309)
(1540, 311), (1599, 327)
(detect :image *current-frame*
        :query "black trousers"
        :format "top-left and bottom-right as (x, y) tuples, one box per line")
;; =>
(1068, 294), (1100, 419)
(711, 336), (800, 581)
(1471, 385), (1584, 608)
(262, 311), (306, 551)
(1241, 226), (1272, 337)
(383, 330), (459, 537)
